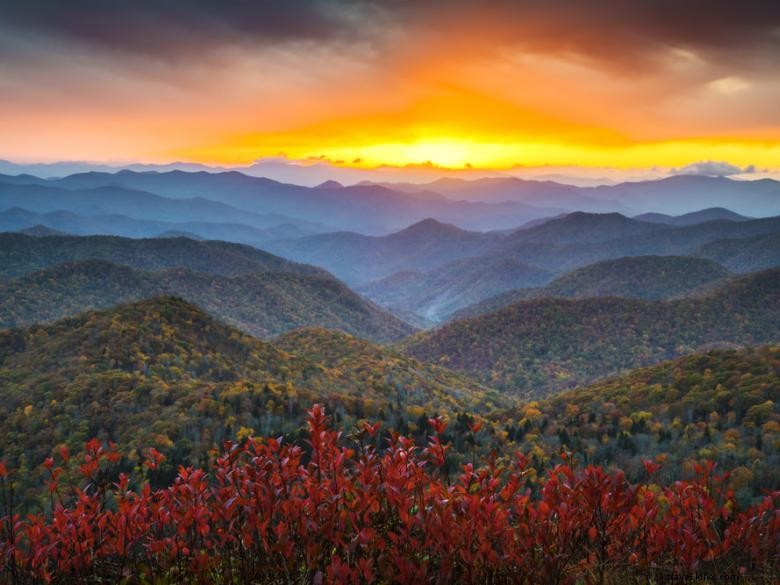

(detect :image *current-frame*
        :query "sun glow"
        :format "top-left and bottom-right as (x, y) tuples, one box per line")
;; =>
(176, 134), (780, 171)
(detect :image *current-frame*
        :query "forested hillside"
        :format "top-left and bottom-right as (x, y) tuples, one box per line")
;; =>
(699, 232), (780, 272)
(0, 233), (325, 279)
(403, 269), (780, 395)
(451, 255), (732, 319)
(0, 259), (413, 341)
(492, 345), (780, 499)
(537, 255), (730, 299)
(0, 297), (497, 504)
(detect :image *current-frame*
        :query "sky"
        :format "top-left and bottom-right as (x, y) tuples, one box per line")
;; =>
(1, 1), (779, 177)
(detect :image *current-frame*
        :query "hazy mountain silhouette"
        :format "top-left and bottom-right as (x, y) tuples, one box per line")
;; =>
(9, 170), (557, 233)
(450, 255), (733, 320)
(0, 232), (326, 280)
(358, 256), (553, 322)
(0, 259), (413, 341)
(634, 207), (751, 225)
(0, 207), (321, 245)
(265, 218), (504, 284)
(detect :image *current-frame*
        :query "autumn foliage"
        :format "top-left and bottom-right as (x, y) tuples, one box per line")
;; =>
(1, 405), (778, 584)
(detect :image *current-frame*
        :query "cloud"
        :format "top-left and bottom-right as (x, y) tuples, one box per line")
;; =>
(708, 77), (752, 94)
(1, 2), (778, 166)
(1, 1), (778, 71)
(671, 161), (756, 176)
(0, 1), (383, 63)
(405, 1), (780, 72)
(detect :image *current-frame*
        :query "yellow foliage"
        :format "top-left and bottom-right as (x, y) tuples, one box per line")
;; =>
(154, 434), (173, 448)
(237, 426), (254, 441)
(523, 404), (541, 419)
(762, 420), (780, 433)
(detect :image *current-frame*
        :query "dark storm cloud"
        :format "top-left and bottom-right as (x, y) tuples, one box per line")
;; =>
(393, 0), (780, 71)
(1, 0), (779, 69)
(0, 0), (381, 61)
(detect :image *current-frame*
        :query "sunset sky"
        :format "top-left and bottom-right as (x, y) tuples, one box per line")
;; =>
(1, 1), (779, 174)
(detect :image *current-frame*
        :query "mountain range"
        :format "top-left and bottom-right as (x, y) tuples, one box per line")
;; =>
(0, 171), (559, 234)
(634, 207), (751, 225)
(0, 207), (323, 245)
(387, 175), (780, 217)
(1, 167), (778, 510)
(293, 211), (780, 321)
(2, 170), (779, 238)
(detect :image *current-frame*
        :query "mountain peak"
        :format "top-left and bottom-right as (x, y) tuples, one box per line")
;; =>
(635, 207), (751, 226)
(18, 224), (70, 237)
(315, 179), (344, 189)
(537, 211), (636, 230)
(394, 218), (466, 237)
(562, 211), (628, 222)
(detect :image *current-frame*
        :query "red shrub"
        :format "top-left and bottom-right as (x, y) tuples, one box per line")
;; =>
(1, 405), (778, 584)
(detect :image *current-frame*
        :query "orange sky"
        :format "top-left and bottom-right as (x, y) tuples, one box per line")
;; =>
(1, 2), (778, 172)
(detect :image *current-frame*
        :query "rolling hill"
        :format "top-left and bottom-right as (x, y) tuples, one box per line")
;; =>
(698, 232), (780, 273)
(0, 297), (499, 500)
(493, 344), (780, 493)
(0, 232), (326, 279)
(272, 327), (503, 413)
(17, 224), (69, 236)
(0, 259), (414, 341)
(450, 255), (732, 320)
(402, 268), (780, 397)
(502, 211), (667, 246)
(481, 212), (780, 273)
(634, 207), (751, 225)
